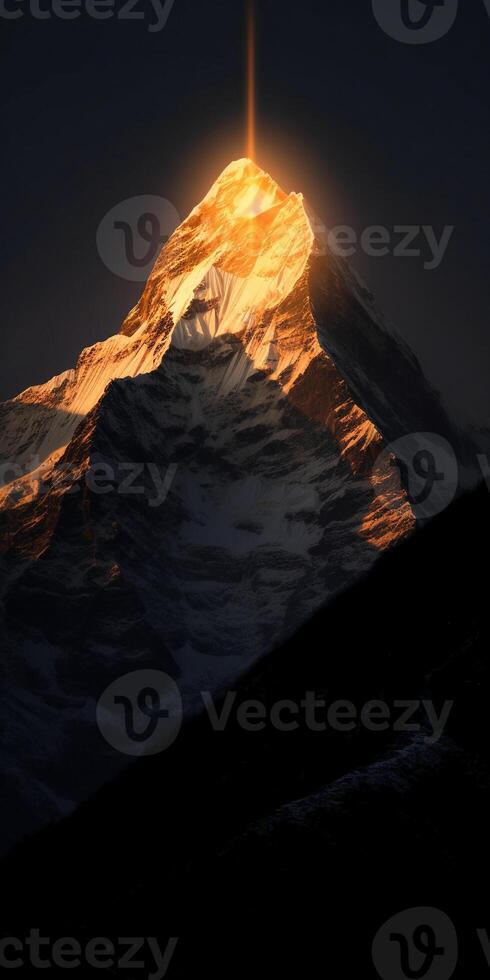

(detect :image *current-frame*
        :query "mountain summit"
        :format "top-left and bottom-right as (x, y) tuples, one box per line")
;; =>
(0, 160), (456, 849)
(0, 159), (452, 508)
(121, 157), (314, 344)
(0, 158), (316, 503)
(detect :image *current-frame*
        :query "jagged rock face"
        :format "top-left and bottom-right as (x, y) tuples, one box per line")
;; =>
(0, 157), (430, 848)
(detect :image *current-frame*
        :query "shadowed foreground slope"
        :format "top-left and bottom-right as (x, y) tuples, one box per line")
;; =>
(2, 479), (490, 976)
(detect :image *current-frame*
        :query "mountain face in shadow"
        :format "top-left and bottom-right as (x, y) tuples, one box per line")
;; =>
(1, 479), (489, 976)
(0, 159), (464, 856)
(0, 332), (409, 855)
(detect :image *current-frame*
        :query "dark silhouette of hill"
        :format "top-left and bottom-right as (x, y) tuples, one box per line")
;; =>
(2, 480), (490, 977)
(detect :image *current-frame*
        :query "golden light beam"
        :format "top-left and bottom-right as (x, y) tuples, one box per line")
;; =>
(246, 0), (256, 160)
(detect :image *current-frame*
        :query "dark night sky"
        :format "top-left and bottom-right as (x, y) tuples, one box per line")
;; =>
(1, 0), (489, 426)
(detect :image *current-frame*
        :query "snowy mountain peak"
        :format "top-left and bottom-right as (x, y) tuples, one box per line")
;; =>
(119, 158), (314, 347)
(204, 157), (287, 210)
(1, 158), (469, 854)
(201, 157), (313, 225)
(0, 157), (446, 545)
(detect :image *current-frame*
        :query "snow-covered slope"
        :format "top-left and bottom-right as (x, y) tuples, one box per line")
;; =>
(0, 160), (313, 501)
(0, 158), (455, 851)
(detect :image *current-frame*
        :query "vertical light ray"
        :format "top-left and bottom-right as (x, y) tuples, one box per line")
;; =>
(247, 0), (256, 160)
